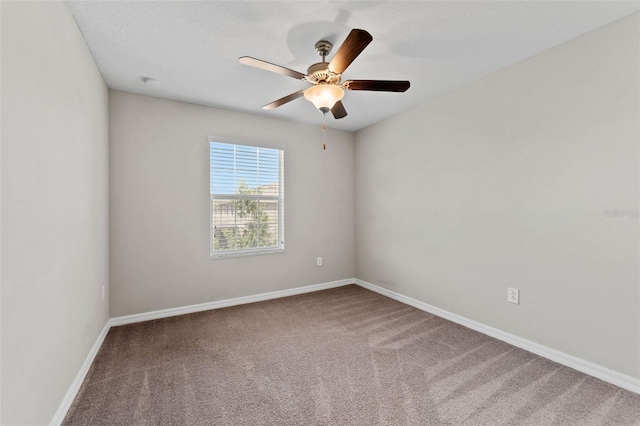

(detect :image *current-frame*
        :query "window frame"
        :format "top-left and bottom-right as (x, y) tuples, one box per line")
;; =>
(209, 137), (285, 259)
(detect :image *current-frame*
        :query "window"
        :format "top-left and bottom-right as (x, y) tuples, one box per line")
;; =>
(210, 140), (284, 258)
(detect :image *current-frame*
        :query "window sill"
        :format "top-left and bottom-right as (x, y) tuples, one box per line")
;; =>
(210, 248), (284, 260)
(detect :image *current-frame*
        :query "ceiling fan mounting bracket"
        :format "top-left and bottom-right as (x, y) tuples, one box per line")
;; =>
(315, 40), (333, 59)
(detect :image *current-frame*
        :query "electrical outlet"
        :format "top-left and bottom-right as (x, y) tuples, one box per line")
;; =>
(507, 287), (519, 304)
(316, 257), (323, 267)
(101, 286), (105, 302)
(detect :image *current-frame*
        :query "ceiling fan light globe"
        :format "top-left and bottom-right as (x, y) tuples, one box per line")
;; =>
(304, 85), (344, 112)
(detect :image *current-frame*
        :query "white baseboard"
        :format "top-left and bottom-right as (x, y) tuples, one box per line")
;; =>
(110, 279), (353, 327)
(355, 278), (640, 395)
(49, 320), (111, 426)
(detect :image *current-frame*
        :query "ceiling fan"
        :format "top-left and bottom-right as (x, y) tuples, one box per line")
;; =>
(239, 29), (410, 119)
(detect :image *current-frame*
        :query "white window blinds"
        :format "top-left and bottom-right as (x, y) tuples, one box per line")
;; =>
(210, 141), (284, 258)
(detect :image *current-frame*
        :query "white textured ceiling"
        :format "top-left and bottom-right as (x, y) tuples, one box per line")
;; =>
(67, 1), (639, 132)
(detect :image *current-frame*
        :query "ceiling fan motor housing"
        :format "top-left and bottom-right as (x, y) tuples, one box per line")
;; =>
(306, 62), (341, 85)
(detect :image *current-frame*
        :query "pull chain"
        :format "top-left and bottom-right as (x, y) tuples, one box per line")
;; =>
(322, 114), (327, 150)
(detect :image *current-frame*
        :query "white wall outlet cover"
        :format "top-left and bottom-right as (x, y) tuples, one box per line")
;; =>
(316, 257), (322, 267)
(508, 287), (519, 304)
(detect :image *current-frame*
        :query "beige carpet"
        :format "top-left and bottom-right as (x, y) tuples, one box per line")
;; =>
(63, 285), (640, 425)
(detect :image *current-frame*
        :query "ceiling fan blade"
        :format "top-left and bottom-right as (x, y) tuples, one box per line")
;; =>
(331, 101), (347, 119)
(344, 80), (410, 92)
(328, 29), (373, 75)
(262, 90), (305, 110)
(239, 56), (307, 80)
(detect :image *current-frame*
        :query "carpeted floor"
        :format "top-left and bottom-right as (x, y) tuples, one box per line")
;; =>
(63, 285), (640, 425)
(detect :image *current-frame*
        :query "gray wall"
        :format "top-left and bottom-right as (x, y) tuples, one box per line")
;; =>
(354, 13), (639, 378)
(109, 91), (355, 317)
(0, 2), (110, 425)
